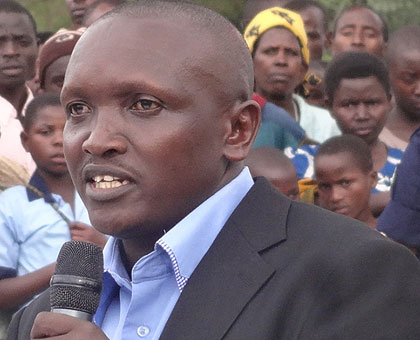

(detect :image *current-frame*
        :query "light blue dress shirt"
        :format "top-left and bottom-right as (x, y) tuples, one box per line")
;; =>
(94, 167), (254, 340)
(0, 171), (91, 278)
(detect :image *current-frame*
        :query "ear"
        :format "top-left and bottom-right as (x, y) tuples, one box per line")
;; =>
(20, 131), (30, 153)
(223, 99), (261, 162)
(369, 170), (378, 190)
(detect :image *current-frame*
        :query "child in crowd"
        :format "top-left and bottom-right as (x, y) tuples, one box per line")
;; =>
(246, 146), (300, 200)
(380, 26), (420, 151)
(285, 0), (328, 61)
(286, 52), (403, 214)
(0, 94), (106, 310)
(315, 135), (377, 229)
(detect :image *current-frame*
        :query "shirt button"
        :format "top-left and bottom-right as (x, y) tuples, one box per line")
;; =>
(137, 326), (150, 337)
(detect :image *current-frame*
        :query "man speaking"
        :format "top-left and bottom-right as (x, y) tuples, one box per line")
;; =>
(8, 1), (420, 339)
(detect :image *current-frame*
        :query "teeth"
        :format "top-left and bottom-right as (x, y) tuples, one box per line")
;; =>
(91, 175), (129, 189)
(94, 180), (126, 189)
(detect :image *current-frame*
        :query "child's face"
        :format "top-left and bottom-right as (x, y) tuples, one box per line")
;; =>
(315, 152), (376, 223)
(305, 66), (325, 107)
(267, 167), (300, 201)
(329, 76), (391, 145)
(388, 49), (420, 121)
(21, 105), (67, 176)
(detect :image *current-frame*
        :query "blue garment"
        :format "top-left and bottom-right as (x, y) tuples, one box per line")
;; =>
(378, 127), (420, 255)
(0, 171), (91, 279)
(253, 102), (304, 150)
(94, 167), (254, 340)
(285, 144), (403, 193)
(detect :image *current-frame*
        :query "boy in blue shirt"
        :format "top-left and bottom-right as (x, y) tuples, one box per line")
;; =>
(0, 93), (106, 310)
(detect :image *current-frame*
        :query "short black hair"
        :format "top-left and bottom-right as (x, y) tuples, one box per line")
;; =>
(0, 0), (37, 35)
(324, 51), (391, 102)
(315, 134), (373, 174)
(284, 0), (328, 30)
(23, 93), (62, 131)
(332, 4), (388, 42)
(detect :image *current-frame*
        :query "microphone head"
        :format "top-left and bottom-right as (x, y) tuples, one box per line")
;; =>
(50, 241), (104, 316)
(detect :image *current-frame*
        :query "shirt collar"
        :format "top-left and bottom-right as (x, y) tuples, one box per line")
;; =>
(26, 170), (55, 203)
(157, 167), (254, 291)
(103, 167), (254, 292)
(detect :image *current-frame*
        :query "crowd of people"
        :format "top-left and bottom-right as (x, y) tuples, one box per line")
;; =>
(0, 0), (420, 339)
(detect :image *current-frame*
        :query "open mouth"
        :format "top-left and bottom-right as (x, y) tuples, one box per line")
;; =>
(91, 175), (130, 189)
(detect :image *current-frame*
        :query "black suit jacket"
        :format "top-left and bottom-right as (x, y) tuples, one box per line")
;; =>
(7, 178), (420, 339)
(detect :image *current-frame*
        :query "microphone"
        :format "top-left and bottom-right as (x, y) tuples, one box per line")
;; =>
(50, 240), (103, 321)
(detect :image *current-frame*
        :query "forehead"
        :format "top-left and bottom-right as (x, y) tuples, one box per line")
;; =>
(335, 76), (386, 99)
(299, 7), (324, 30)
(315, 152), (362, 175)
(0, 12), (34, 36)
(336, 8), (383, 31)
(258, 27), (301, 49)
(63, 16), (218, 99)
(389, 49), (420, 70)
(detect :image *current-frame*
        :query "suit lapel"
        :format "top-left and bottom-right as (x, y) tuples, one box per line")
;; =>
(160, 178), (291, 340)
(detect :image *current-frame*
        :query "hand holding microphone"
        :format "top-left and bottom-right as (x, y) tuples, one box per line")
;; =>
(30, 241), (109, 339)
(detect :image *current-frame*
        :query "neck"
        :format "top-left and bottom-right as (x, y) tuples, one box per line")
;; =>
(1, 84), (28, 118)
(258, 90), (296, 119)
(361, 213), (377, 229)
(38, 170), (74, 205)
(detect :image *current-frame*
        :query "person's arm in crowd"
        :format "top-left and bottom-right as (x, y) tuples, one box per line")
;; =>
(369, 191), (391, 217)
(0, 263), (55, 309)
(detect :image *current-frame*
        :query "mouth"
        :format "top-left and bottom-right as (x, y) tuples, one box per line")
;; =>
(353, 126), (374, 135)
(1, 65), (24, 76)
(332, 207), (348, 215)
(71, 8), (85, 18)
(51, 154), (67, 164)
(90, 175), (130, 189)
(269, 73), (290, 83)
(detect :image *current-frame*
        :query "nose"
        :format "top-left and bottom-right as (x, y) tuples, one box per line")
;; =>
(355, 103), (369, 120)
(274, 50), (287, 66)
(351, 30), (364, 47)
(2, 41), (19, 57)
(53, 130), (64, 146)
(330, 186), (344, 203)
(82, 111), (128, 158)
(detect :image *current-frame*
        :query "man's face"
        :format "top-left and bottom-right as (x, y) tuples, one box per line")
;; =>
(315, 152), (376, 223)
(298, 6), (325, 61)
(0, 12), (37, 89)
(388, 50), (420, 121)
(62, 17), (235, 239)
(329, 76), (391, 145)
(329, 7), (386, 58)
(65, 0), (96, 26)
(253, 27), (308, 100)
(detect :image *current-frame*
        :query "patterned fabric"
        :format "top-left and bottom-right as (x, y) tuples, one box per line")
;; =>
(285, 144), (403, 193)
(156, 239), (188, 292)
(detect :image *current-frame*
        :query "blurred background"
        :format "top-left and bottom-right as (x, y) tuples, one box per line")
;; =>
(17, 0), (420, 33)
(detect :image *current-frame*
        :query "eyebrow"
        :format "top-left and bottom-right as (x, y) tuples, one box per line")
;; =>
(62, 79), (191, 107)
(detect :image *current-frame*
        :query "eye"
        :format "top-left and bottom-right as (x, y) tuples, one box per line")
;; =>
(262, 47), (278, 56)
(340, 179), (351, 187)
(67, 102), (91, 117)
(129, 98), (161, 113)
